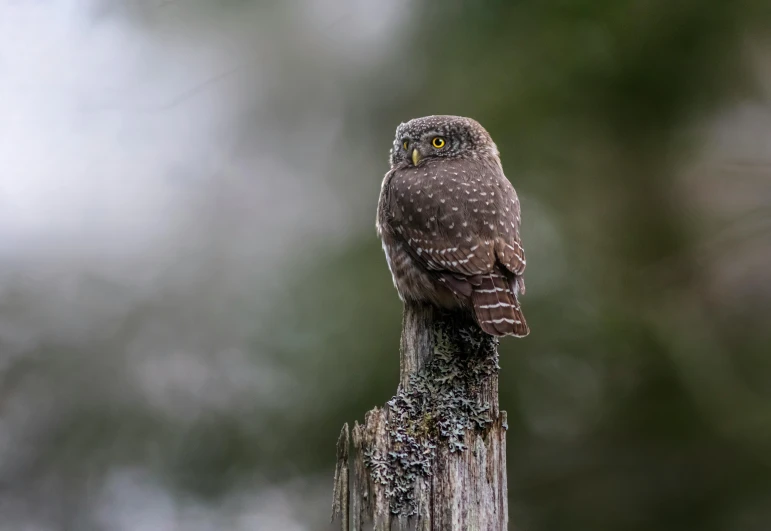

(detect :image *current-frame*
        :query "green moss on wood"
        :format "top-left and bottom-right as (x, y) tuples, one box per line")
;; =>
(363, 313), (499, 516)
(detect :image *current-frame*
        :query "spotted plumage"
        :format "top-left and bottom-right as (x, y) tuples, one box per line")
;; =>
(376, 115), (529, 337)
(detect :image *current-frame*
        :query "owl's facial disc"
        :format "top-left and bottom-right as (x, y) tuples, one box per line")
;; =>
(391, 116), (496, 169)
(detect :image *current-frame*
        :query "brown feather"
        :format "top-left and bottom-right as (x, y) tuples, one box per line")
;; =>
(470, 269), (529, 337)
(377, 115), (529, 338)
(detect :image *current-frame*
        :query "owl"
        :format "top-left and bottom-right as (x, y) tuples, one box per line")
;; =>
(376, 115), (529, 337)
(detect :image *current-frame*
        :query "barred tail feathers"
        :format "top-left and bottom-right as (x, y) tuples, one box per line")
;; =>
(471, 271), (529, 337)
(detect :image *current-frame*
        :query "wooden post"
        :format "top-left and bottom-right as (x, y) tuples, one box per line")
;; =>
(332, 303), (508, 530)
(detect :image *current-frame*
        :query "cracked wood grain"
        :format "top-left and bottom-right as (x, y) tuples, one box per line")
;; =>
(333, 303), (508, 530)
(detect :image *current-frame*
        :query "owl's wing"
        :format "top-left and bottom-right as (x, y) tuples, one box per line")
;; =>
(387, 158), (529, 336)
(387, 159), (496, 277)
(493, 183), (527, 295)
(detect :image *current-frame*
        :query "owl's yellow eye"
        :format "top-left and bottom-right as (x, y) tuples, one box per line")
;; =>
(402, 140), (409, 150)
(432, 137), (446, 149)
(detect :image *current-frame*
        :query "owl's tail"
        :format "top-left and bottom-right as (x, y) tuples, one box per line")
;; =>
(471, 271), (529, 337)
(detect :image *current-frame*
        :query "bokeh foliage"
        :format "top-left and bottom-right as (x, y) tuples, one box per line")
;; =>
(327, 1), (771, 529)
(2, 1), (771, 529)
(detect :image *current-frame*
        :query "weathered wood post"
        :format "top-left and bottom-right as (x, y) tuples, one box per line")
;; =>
(332, 303), (508, 530)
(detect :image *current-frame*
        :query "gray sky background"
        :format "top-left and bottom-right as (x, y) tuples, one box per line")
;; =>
(0, 2), (407, 528)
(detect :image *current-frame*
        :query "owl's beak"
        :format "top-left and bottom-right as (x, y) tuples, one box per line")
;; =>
(411, 148), (421, 166)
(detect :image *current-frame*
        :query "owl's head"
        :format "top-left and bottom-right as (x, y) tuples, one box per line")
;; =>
(390, 115), (498, 168)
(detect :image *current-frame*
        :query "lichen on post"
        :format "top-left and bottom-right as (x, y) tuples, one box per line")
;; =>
(332, 303), (508, 530)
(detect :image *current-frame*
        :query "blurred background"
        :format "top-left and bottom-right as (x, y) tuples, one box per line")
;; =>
(1, 1), (770, 529)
